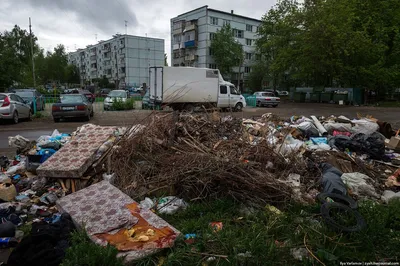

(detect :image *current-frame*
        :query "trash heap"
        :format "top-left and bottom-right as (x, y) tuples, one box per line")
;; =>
(111, 112), (400, 206)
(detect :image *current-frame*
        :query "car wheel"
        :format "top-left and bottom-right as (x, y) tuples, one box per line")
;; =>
(272, 104), (278, 108)
(13, 112), (19, 124)
(256, 101), (261, 107)
(28, 110), (32, 121)
(234, 103), (243, 112)
(90, 110), (94, 117)
(53, 118), (60, 123)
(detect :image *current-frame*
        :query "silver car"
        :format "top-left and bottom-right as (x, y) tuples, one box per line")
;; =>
(103, 90), (128, 111)
(254, 91), (280, 107)
(0, 93), (32, 123)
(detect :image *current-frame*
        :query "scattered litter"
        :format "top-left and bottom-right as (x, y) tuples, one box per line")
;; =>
(210, 222), (223, 232)
(290, 247), (309, 261)
(341, 172), (379, 198)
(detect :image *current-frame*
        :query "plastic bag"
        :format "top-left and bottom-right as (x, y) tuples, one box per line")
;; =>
(51, 129), (60, 138)
(139, 197), (155, 210)
(351, 119), (379, 135)
(381, 190), (400, 203)
(297, 122), (319, 137)
(323, 122), (352, 134)
(0, 183), (17, 202)
(341, 172), (379, 198)
(102, 173), (115, 184)
(157, 196), (188, 215)
(277, 135), (304, 156)
(320, 163), (347, 195)
(6, 161), (26, 176)
(8, 135), (30, 148)
(0, 173), (10, 183)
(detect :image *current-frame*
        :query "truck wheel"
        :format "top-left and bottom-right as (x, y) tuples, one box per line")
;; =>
(234, 103), (243, 112)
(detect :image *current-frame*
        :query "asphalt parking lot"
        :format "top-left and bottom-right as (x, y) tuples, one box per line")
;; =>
(1, 103), (400, 156)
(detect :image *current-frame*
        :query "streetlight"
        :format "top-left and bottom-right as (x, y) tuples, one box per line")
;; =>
(235, 39), (243, 92)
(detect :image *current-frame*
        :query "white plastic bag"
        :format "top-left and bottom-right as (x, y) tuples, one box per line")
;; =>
(277, 135), (304, 156)
(323, 122), (352, 134)
(341, 172), (379, 198)
(381, 190), (400, 203)
(51, 129), (60, 138)
(351, 119), (379, 135)
(139, 197), (155, 210)
(157, 196), (188, 214)
(6, 161), (26, 176)
(102, 173), (115, 184)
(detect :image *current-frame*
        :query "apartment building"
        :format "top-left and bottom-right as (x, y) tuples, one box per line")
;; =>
(170, 6), (261, 88)
(68, 34), (164, 88)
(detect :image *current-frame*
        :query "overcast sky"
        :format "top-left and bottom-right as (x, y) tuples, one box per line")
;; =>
(0, 0), (277, 64)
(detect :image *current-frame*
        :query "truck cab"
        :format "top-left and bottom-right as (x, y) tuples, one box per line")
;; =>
(218, 81), (246, 111)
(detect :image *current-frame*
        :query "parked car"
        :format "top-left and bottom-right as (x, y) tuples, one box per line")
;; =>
(52, 94), (93, 122)
(103, 90), (128, 111)
(99, 88), (111, 97)
(14, 89), (45, 111)
(75, 89), (95, 103)
(0, 93), (32, 123)
(277, 90), (289, 96)
(254, 91), (280, 107)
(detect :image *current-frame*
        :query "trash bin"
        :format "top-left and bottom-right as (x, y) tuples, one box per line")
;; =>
(245, 95), (256, 107)
(320, 92), (333, 103)
(333, 94), (349, 104)
(310, 92), (321, 103)
(293, 92), (306, 103)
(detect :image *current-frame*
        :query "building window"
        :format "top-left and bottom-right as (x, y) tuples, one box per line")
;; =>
(223, 20), (230, 26)
(255, 26), (259, 32)
(245, 53), (252, 60)
(210, 33), (216, 40)
(220, 85), (227, 94)
(210, 17), (218, 25)
(246, 24), (253, 32)
(186, 34), (191, 41)
(245, 67), (251, 73)
(209, 48), (214, 56)
(246, 39), (252, 46)
(233, 29), (244, 38)
(174, 35), (181, 43)
(209, 64), (217, 69)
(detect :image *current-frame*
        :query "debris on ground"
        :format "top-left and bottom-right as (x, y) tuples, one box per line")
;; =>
(1, 112), (400, 264)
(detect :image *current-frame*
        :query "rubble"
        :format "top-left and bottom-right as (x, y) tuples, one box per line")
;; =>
(0, 111), (400, 263)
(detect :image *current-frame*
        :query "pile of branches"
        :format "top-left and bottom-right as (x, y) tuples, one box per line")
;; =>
(111, 112), (308, 207)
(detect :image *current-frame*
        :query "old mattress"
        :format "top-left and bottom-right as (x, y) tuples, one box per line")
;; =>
(57, 181), (180, 262)
(37, 124), (117, 178)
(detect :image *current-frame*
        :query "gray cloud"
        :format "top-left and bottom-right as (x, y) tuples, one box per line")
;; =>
(0, 0), (277, 63)
(24, 0), (138, 35)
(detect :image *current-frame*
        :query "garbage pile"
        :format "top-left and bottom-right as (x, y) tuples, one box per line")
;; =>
(111, 112), (400, 207)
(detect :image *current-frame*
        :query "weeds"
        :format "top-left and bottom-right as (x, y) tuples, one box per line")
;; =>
(61, 230), (124, 266)
(112, 98), (136, 110)
(33, 111), (44, 118)
(134, 199), (400, 266)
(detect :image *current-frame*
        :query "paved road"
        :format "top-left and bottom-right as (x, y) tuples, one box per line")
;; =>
(1, 103), (400, 157)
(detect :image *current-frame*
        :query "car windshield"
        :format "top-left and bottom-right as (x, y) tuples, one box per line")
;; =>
(60, 95), (84, 103)
(15, 91), (34, 98)
(108, 91), (126, 98)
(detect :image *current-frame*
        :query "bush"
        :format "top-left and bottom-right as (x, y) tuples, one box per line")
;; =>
(33, 111), (43, 119)
(111, 98), (135, 111)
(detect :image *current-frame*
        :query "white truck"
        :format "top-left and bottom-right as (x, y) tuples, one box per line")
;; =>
(149, 66), (246, 111)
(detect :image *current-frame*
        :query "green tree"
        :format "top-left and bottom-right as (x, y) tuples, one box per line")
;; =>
(210, 24), (243, 78)
(97, 75), (110, 88)
(65, 64), (80, 85)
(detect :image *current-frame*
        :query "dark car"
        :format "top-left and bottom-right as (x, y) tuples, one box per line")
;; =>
(14, 89), (45, 111)
(51, 94), (93, 123)
(99, 89), (111, 97)
(69, 89), (95, 103)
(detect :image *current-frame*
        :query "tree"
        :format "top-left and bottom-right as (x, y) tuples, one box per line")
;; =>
(97, 75), (110, 88)
(65, 64), (80, 85)
(0, 25), (39, 88)
(164, 53), (168, 66)
(210, 24), (243, 78)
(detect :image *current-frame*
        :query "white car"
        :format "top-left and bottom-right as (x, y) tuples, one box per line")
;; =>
(103, 90), (128, 110)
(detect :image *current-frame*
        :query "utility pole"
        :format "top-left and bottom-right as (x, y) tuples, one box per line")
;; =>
(29, 17), (36, 87)
(124, 20), (128, 35)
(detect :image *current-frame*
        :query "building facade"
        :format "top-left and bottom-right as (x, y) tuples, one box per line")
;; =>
(170, 6), (261, 88)
(68, 34), (164, 88)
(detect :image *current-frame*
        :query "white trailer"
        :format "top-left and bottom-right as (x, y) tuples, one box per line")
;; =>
(149, 66), (246, 111)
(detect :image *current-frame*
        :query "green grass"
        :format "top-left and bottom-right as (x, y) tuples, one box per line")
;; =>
(132, 199), (400, 266)
(33, 111), (44, 118)
(376, 101), (400, 107)
(61, 230), (124, 266)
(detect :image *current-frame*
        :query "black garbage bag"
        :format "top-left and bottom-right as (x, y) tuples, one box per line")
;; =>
(329, 132), (387, 160)
(320, 163), (347, 196)
(7, 213), (75, 266)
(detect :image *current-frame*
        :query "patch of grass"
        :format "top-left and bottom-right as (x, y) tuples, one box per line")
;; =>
(61, 230), (124, 266)
(134, 199), (400, 266)
(33, 111), (44, 119)
(376, 101), (400, 107)
(112, 98), (136, 110)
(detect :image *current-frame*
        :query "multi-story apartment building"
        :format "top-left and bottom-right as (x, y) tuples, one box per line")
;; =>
(68, 34), (164, 88)
(170, 6), (261, 88)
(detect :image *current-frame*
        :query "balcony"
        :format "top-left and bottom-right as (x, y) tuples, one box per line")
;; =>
(172, 28), (182, 35)
(185, 54), (197, 61)
(90, 55), (97, 61)
(184, 24), (196, 32)
(184, 40), (197, 48)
